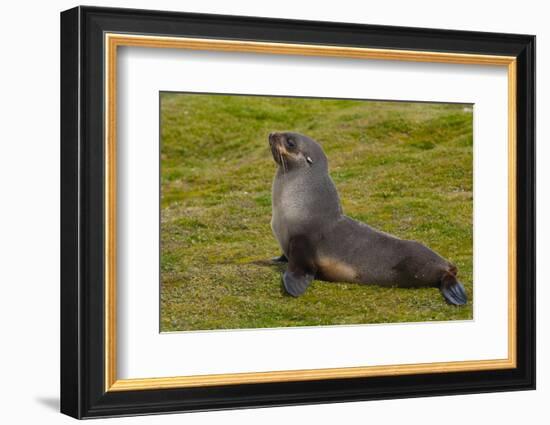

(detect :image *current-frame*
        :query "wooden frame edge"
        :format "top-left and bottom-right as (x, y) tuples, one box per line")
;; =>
(105, 32), (118, 390)
(108, 358), (516, 391)
(507, 59), (518, 369)
(104, 33), (518, 392)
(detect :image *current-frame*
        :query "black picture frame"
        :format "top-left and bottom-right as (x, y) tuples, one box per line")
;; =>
(60, 5), (535, 419)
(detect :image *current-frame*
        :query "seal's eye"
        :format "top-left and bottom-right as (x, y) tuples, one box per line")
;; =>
(286, 139), (296, 149)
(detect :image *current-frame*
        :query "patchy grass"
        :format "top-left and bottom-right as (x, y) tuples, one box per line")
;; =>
(160, 93), (473, 332)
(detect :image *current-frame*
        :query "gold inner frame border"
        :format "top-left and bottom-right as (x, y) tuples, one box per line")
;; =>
(104, 33), (517, 392)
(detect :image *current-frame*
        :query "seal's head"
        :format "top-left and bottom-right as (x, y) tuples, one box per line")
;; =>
(268, 132), (328, 173)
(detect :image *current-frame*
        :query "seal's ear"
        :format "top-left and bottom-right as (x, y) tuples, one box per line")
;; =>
(306, 155), (314, 165)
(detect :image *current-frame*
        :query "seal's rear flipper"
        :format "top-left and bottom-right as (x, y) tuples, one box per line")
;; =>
(440, 273), (467, 305)
(283, 270), (313, 297)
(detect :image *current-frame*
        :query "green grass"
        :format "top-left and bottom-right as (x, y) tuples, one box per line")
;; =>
(160, 93), (473, 332)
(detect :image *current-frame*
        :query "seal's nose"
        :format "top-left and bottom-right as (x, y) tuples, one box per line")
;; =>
(269, 132), (278, 146)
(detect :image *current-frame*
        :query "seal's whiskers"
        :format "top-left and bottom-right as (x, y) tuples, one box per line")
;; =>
(279, 150), (287, 174)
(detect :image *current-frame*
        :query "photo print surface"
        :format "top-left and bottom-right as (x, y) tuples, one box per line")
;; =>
(160, 92), (473, 332)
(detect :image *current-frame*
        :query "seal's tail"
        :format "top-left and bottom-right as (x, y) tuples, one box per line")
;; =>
(440, 270), (467, 306)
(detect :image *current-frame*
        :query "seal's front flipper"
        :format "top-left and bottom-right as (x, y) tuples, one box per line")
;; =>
(271, 254), (288, 263)
(283, 270), (313, 297)
(440, 273), (467, 306)
(282, 235), (316, 297)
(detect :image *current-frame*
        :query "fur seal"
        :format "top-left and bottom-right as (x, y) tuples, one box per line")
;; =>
(269, 131), (467, 305)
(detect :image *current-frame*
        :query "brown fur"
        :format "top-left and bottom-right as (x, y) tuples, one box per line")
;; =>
(317, 257), (358, 283)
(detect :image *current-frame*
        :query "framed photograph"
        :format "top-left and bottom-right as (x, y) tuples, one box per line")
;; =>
(60, 6), (535, 419)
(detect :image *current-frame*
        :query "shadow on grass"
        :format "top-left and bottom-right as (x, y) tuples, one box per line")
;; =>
(247, 258), (291, 297)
